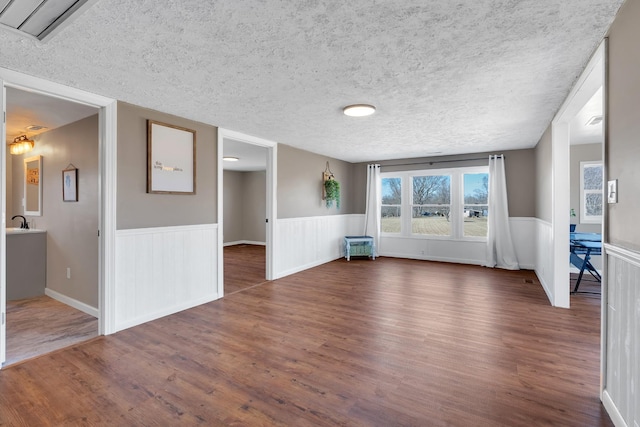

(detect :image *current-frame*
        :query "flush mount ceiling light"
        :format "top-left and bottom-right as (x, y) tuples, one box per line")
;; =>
(343, 104), (376, 117)
(9, 135), (35, 155)
(26, 124), (48, 131)
(223, 156), (239, 162)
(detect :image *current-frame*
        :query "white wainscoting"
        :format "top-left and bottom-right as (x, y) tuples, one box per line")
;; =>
(378, 217), (537, 268)
(274, 214), (364, 278)
(603, 244), (640, 427)
(534, 219), (554, 304)
(114, 224), (219, 332)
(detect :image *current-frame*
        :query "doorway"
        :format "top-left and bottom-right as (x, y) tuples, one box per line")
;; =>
(223, 139), (268, 294)
(217, 129), (277, 297)
(1, 68), (117, 367)
(3, 87), (100, 366)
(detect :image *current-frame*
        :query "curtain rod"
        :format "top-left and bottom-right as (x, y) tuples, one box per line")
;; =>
(380, 155), (504, 168)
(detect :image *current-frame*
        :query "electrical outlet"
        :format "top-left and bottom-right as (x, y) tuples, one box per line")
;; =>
(67, 267), (71, 279)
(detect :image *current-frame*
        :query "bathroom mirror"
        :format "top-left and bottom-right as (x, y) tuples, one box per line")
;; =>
(24, 155), (42, 216)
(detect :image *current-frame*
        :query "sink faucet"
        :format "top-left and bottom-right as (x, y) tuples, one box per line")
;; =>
(11, 215), (29, 229)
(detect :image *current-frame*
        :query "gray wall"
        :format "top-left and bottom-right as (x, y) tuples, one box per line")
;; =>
(11, 115), (99, 307)
(223, 170), (266, 244)
(243, 171), (266, 242)
(277, 144), (357, 219)
(355, 148), (537, 217)
(570, 143), (602, 233)
(223, 170), (244, 243)
(117, 102), (217, 229)
(535, 125), (552, 222)
(607, 0), (640, 252)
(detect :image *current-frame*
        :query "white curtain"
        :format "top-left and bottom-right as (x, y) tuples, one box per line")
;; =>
(363, 164), (381, 257)
(486, 155), (520, 270)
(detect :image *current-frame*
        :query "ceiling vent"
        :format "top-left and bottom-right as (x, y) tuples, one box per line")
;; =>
(0, 0), (98, 42)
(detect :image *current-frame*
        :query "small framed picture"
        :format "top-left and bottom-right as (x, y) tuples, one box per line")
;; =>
(62, 167), (78, 202)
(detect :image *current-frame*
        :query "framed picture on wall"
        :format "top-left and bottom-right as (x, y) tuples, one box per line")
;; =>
(147, 120), (196, 194)
(62, 166), (78, 202)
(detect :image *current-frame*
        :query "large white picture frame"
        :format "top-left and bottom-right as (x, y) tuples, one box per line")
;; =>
(147, 120), (196, 194)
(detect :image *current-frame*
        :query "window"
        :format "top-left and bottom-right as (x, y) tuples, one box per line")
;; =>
(463, 173), (488, 237)
(381, 166), (488, 239)
(580, 161), (603, 224)
(381, 177), (402, 233)
(411, 175), (451, 236)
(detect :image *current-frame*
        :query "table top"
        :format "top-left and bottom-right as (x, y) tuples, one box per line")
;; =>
(573, 240), (602, 250)
(345, 236), (373, 240)
(570, 232), (601, 242)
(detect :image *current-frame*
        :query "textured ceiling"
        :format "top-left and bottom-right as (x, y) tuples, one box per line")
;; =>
(0, 0), (624, 162)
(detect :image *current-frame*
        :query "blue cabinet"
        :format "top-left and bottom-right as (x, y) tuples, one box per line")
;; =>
(344, 236), (375, 261)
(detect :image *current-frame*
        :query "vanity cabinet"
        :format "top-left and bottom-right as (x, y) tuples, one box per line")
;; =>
(6, 230), (47, 301)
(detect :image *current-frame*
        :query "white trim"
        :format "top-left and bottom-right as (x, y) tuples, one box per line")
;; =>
(602, 390), (628, 427)
(605, 243), (640, 268)
(100, 100), (118, 335)
(115, 295), (216, 333)
(116, 223), (217, 236)
(551, 41), (605, 309)
(45, 288), (99, 318)
(0, 82), (6, 365)
(224, 240), (266, 247)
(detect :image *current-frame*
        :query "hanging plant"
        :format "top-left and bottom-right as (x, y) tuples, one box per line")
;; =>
(324, 178), (340, 209)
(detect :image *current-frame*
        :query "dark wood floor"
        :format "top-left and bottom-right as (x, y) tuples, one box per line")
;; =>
(0, 258), (611, 426)
(4, 295), (98, 367)
(224, 244), (266, 294)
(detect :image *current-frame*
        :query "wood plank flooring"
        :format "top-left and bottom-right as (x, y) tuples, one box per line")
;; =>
(4, 295), (98, 367)
(224, 244), (266, 294)
(0, 258), (611, 426)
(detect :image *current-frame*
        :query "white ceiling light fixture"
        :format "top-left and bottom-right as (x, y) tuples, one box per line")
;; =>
(343, 104), (376, 117)
(223, 156), (239, 162)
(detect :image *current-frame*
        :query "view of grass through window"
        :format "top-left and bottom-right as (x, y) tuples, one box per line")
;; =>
(463, 173), (488, 237)
(381, 170), (489, 237)
(381, 177), (401, 233)
(411, 175), (451, 236)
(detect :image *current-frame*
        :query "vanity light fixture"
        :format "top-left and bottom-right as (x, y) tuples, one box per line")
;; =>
(9, 135), (35, 155)
(223, 156), (239, 162)
(343, 104), (376, 117)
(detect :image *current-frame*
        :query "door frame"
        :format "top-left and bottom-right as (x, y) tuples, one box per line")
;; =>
(551, 41), (605, 309)
(550, 40), (606, 395)
(0, 67), (117, 366)
(217, 128), (277, 296)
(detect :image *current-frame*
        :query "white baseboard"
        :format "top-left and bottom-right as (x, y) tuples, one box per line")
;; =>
(45, 288), (99, 318)
(114, 293), (218, 332)
(275, 255), (341, 279)
(602, 390), (628, 427)
(224, 240), (266, 247)
(535, 269), (554, 307)
(380, 251), (485, 266)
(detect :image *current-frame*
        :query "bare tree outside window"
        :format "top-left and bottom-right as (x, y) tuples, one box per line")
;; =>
(411, 175), (451, 236)
(463, 173), (489, 237)
(381, 177), (402, 233)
